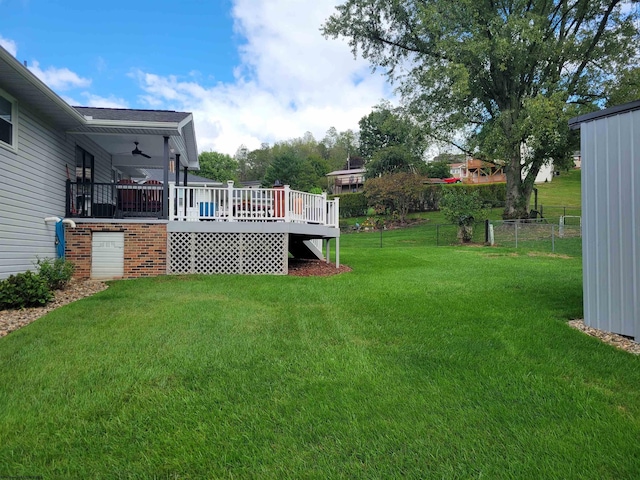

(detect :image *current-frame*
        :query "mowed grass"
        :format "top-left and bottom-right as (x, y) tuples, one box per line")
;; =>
(532, 168), (582, 209)
(1, 225), (639, 478)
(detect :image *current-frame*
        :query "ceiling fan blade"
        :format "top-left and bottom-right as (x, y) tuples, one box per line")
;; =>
(141, 152), (152, 159)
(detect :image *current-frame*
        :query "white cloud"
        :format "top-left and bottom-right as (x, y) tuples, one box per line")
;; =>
(132, 0), (393, 155)
(80, 92), (129, 109)
(0, 35), (18, 56)
(28, 60), (92, 91)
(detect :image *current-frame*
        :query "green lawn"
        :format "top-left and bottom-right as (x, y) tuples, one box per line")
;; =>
(532, 168), (582, 214)
(1, 224), (639, 478)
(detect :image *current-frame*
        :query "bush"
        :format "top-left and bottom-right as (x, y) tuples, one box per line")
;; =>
(330, 192), (368, 218)
(440, 188), (488, 243)
(417, 183), (507, 212)
(0, 271), (52, 310)
(35, 257), (75, 290)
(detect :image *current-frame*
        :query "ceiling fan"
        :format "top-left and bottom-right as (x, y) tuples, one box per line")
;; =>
(131, 141), (152, 159)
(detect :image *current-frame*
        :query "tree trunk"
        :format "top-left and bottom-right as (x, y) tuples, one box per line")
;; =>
(502, 155), (531, 220)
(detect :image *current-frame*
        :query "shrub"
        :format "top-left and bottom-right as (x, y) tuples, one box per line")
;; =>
(331, 192), (368, 218)
(416, 183), (507, 212)
(440, 188), (488, 243)
(35, 257), (75, 290)
(0, 271), (52, 310)
(364, 172), (424, 223)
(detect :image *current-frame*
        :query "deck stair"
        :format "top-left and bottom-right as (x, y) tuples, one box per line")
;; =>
(288, 236), (324, 260)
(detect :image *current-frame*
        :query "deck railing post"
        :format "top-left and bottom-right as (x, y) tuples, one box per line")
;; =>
(333, 196), (340, 228)
(321, 192), (327, 225)
(284, 185), (291, 222)
(227, 180), (235, 222)
(168, 184), (175, 221)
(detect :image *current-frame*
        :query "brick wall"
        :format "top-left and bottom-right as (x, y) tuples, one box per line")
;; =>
(65, 222), (167, 280)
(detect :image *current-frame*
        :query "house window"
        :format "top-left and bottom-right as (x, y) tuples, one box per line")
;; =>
(75, 146), (94, 183)
(0, 91), (16, 148)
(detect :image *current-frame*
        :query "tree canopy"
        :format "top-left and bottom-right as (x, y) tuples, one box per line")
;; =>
(197, 151), (239, 183)
(323, 0), (639, 218)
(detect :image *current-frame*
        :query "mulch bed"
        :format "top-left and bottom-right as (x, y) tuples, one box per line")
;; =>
(287, 259), (352, 277)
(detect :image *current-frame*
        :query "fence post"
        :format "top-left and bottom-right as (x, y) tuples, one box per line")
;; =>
(485, 219), (489, 244)
(515, 220), (518, 249)
(436, 224), (439, 246)
(552, 225), (555, 253)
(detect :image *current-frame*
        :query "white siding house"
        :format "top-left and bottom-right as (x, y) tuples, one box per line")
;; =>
(0, 45), (340, 279)
(0, 45), (199, 279)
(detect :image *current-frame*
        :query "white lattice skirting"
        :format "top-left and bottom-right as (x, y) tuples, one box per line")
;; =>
(168, 232), (288, 275)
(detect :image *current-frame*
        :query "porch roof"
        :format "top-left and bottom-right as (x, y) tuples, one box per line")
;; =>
(0, 45), (199, 171)
(70, 107), (199, 171)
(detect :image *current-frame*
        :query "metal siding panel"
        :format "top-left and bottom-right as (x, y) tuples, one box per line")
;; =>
(631, 111), (640, 339)
(583, 110), (640, 339)
(606, 115), (623, 335)
(581, 121), (597, 329)
(617, 113), (635, 337)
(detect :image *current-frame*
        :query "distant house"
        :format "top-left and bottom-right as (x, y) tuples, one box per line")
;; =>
(326, 168), (366, 194)
(449, 162), (467, 179)
(522, 162), (555, 184)
(463, 159), (506, 184)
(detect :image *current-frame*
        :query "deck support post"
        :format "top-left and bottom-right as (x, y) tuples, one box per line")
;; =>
(335, 237), (340, 268)
(326, 238), (331, 264)
(175, 154), (180, 185)
(324, 238), (330, 264)
(163, 136), (169, 219)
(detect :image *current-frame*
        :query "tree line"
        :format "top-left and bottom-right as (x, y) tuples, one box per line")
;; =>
(197, 101), (467, 193)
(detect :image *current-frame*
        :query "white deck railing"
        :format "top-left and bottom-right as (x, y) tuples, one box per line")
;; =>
(169, 181), (340, 228)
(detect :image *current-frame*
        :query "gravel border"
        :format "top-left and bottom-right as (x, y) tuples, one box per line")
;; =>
(568, 319), (640, 355)
(0, 280), (108, 338)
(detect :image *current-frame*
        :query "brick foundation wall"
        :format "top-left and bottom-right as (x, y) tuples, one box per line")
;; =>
(65, 222), (167, 280)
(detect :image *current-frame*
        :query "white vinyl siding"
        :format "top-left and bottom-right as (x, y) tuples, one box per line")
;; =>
(0, 103), (112, 279)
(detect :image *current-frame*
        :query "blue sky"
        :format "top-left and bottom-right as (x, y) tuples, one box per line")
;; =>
(1, 0), (393, 155)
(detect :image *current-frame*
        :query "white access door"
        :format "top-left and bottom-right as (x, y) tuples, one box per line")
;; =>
(91, 232), (124, 280)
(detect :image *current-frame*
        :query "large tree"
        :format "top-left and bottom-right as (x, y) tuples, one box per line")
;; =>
(197, 151), (239, 183)
(323, 0), (639, 218)
(358, 101), (427, 164)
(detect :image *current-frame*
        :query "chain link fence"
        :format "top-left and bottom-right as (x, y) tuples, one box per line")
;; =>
(489, 218), (582, 255)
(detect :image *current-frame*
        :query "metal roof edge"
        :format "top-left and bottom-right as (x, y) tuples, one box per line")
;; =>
(568, 99), (640, 129)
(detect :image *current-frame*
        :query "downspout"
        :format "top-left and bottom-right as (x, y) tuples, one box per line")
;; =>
(44, 217), (76, 258)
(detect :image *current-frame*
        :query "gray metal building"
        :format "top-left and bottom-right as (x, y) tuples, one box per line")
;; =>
(569, 100), (640, 339)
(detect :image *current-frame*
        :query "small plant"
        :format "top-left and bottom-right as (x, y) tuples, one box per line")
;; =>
(0, 271), (52, 310)
(35, 257), (75, 290)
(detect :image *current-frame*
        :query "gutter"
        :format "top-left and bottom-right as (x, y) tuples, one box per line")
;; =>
(0, 46), (87, 126)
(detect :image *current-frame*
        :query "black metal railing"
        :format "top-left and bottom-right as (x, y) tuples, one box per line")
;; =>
(66, 180), (166, 219)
